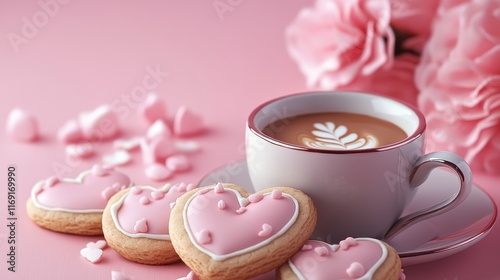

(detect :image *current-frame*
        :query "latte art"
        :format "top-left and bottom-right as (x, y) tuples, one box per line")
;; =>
(261, 112), (407, 150)
(300, 122), (378, 150)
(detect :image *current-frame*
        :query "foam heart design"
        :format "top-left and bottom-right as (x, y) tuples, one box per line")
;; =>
(80, 247), (104, 263)
(173, 106), (204, 137)
(137, 93), (167, 124)
(78, 105), (120, 141)
(184, 184), (298, 260)
(111, 184), (197, 239)
(31, 165), (132, 212)
(6, 108), (39, 142)
(289, 238), (388, 279)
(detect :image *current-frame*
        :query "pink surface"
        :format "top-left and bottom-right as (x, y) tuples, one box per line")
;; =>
(0, 1), (499, 279)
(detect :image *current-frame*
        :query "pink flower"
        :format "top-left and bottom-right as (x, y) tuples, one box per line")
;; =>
(338, 53), (420, 106)
(416, 0), (500, 174)
(286, 0), (395, 89)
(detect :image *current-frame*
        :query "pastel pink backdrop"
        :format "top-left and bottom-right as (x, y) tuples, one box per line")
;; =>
(0, 1), (499, 279)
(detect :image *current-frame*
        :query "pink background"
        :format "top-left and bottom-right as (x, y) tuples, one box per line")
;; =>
(0, 1), (499, 279)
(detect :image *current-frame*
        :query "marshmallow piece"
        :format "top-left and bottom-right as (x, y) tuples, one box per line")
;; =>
(147, 119), (171, 139)
(166, 154), (190, 172)
(57, 119), (83, 143)
(102, 150), (131, 166)
(145, 163), (173, 181)
(137, 92), (167, 124)
(65, 143), (94, 159)
(6, 108), (38, 142)
(78, 105), (120, 141)
(173, 106), (204, 137)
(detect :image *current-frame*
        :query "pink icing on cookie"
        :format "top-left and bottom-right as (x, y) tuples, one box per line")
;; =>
(289, 238), (388, 280)
(184, 186), (298, 260)
(113, 183), (197, 238)
(32, 165), (132, 212)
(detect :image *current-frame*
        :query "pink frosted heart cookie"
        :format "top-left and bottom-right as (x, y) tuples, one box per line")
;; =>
(169, 183), (317, 279)
(278, 238), (403, 280)
(26, 164), (132, 235)
(102, 183), (197, 265)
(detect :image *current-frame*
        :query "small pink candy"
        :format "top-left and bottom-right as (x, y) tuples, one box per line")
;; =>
(340, 237), (357, 250)
(271, 190), (282, 199)
(65, 143), (94, 159)
(214, 183), (224, 193)
(236, 207), (247, 214)
(6, 108), (39, 142)
(86, 240), (107, 250)
(314, 246), (330, 257)
(137, 92), (167, 124)
(301, 244), (313, 251)
(111, 271), (132, 280)
(177, 182), (187, 192)
(346, 262), (365, 278)
(78, 105), (120, 141)
(139, 196), (150, 205)
(173, 106), (204, 137)
(134, 218), (149, 233)
(130, 186), (142, 195)
(174, 140), (200, 153)
(141, 136), (175, 163)
(80, 247), (103, 264)
(195, 229), (211, 244)
(145, 163), (172, 181)
(166, 154), (190, 172)
(217, 200), (226, 210)
(44, 176), (60, 188)
(147, 119), (171, 139)
(57, 119), (83, 143)
(102, 150), (131, 166)
(151, 190), (165, 200)
(248, 193), (263, 203)
(258, 223), (272, 237)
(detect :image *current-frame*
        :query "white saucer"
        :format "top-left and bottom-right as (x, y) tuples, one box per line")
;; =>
(199, 160), (497, 266)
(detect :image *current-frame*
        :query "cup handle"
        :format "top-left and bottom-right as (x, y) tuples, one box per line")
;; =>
(384, 151), (473, 239)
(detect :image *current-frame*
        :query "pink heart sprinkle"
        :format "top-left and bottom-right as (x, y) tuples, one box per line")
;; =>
(214, 183), (225, 193)
(339, 237), (357, 250)
(80, 247), (103, 263)
(111, 271), (132, 280)
(57, 119), (83, 143)
(6, 108), (39, 142)
(102, 187), (119, 200)
(346, 262), (365, 278)
(195, 229), (211, 245)
(134, 218), (149, 233)
(301, 244), (313, 251)
(258, 223), (272, 237)
(139, 196), (150, 205)
(137, 92), (167, 124)
(145, 163), (173, 181)
(236, 207), (247, 214)
(173, 106), (204, 137)
(314, 246), (330, 257)
(248, 193), (263, 203)
(165, 154), (190, 172)
(147, 119), (171, 139)
(130, 187), (142, 195)
(86, 240), (107, 250)
(217, 200), (226, 210)
(151, 190), (165, 200)
(271, 190), (282, 199)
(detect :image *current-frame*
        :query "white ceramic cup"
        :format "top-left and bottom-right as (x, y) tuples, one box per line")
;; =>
(245, 91), (472, 243)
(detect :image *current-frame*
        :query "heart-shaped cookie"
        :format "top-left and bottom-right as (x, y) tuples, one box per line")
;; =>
(26, 164), (132, 235)
(103, 183), (197, 264)
(278, 238), (403, 280)
(169, 183), (317, 279)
